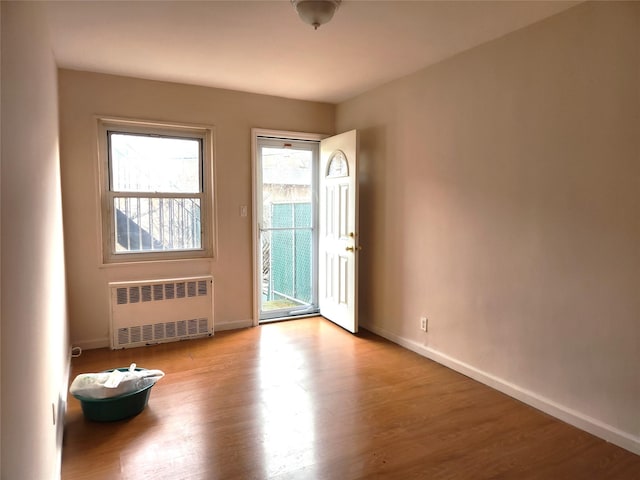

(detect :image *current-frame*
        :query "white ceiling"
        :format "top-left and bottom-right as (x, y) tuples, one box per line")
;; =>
(45, 0), (579, 104)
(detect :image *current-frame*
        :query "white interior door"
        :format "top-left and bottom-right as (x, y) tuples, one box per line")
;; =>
(318, 130), (359, 333)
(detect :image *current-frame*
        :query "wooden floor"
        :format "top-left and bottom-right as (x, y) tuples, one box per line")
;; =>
(62, 317), (639, 480)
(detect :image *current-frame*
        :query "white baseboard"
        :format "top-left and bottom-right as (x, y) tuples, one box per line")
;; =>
(362, 321), (640, 456)
(214, 319), (253, 331)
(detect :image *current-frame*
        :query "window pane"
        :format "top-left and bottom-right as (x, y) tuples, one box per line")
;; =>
(110, 133), (201, 193)
(114, 197), (201, 253)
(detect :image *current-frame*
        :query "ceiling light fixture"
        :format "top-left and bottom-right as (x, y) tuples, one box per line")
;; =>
(291, 0), (342, 30)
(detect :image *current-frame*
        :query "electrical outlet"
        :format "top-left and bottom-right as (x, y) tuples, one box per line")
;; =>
(420, 316), (428, 332)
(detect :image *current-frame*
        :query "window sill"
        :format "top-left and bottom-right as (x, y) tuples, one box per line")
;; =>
(99, 255), (215, 269)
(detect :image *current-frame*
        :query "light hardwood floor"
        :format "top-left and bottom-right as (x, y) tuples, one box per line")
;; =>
(62, 317), (639, 479)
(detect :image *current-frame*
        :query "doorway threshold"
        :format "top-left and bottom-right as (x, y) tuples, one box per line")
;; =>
(259, 313), (320, 325)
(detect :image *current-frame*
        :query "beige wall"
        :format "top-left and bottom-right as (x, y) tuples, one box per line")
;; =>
(337, 1), (639, 450)
(51, 0), (638, 457)
(1, 2), (69, 478)
(58, 70), (334, 347)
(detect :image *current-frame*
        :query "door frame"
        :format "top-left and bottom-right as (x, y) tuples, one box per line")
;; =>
(251, 128), (327, 327)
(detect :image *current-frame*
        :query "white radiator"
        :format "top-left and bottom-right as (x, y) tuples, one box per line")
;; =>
(109, 276), (214, 349)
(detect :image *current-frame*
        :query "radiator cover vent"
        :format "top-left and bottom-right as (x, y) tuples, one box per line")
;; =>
(109, 276), (214, 349)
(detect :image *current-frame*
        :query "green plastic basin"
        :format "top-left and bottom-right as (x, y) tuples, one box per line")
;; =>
(73, 368), (154, 422)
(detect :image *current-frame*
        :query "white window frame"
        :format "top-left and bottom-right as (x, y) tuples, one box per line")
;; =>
(97, 117), (215, 264)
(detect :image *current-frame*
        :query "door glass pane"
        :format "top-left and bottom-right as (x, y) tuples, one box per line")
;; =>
(260, 146), (314, 315)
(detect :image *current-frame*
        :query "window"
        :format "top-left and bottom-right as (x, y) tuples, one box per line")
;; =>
(98, 118), (214, 263)
(326, 150), (348, 178)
